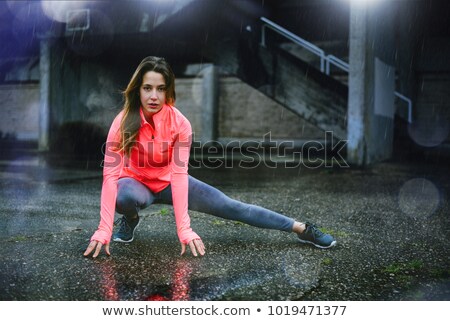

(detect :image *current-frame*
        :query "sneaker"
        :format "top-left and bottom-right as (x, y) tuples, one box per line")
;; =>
(297, 222), (336, 249)
(113, 216), (140, 243)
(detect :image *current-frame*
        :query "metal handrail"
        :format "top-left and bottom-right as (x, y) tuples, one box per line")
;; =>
(260, 17), (413, 123)
(325, 54), (349, 74)
(394, 92), (413, 123)
(260, 17), (326, 72)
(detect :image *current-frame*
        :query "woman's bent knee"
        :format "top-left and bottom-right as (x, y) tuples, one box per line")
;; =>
(116, 178), (150, 214)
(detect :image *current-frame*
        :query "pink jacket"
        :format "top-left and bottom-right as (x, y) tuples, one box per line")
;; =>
(90, 104), (199, 245)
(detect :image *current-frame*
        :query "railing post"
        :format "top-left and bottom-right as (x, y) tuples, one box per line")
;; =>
(394, 91), (413, 123)
(261, 25), (266, 47)
(320, 54), (325, 73)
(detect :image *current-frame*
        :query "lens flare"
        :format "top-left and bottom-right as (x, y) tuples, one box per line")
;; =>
(399, 178), (440, 219)
(408, 116), (450, 148)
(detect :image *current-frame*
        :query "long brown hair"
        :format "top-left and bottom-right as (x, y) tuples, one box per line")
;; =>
(120, 56), (176, 156)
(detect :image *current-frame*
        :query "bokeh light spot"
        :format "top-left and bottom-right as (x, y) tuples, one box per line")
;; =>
(408, 114), (450, 147)
(399, 178), (440, 219)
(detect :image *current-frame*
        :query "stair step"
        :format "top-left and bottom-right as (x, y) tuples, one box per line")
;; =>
(258, 46), (348, 139)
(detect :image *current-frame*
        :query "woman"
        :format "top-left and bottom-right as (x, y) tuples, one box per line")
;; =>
(84, 56), (336, 258)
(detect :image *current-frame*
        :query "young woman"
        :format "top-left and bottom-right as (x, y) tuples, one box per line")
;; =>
(84, 56), (336, 258)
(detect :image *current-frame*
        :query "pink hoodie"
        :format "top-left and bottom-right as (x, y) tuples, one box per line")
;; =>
(90, 104), (199, 245)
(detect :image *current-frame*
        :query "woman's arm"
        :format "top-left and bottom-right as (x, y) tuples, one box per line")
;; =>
(84, 113), (124, 257)
(170, 118), (205, 256)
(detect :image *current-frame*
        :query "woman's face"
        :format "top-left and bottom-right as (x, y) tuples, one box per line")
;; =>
(140, 71), (166, 118)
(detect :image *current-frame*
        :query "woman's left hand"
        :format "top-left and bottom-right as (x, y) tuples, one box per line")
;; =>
(181, 238), (206, 257)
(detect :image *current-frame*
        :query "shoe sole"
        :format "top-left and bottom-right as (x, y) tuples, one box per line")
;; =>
(113, 219), (141, 243)
(298, 238), (337, 249)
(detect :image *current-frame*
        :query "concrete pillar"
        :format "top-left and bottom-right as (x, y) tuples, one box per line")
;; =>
(39, 39), (51, 151)
(347, 2), (396, 165)
(201, 65), (218, 143)
(347, 3), (370, 166)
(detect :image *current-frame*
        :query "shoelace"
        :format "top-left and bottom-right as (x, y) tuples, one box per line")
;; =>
(114, 217), (131, 232)
(305, 222), (324, 238)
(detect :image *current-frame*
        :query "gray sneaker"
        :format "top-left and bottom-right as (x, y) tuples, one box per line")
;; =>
(297, 223), (336, 249)
(113, 216), (140, 243)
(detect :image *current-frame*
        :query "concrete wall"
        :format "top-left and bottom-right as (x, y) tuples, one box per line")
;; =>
(367, 2), (397, 163)
(217, 77), (323, 140)
(395, 2), (420, 119)
(0, 75), (332, 147)
(410, 74), (450, 147)
(49, 43), (124, 132)
(176, 76), (324, 142)
(174, 77), (204, 140)
(403, 0), (450, 146)
(43, 40), (325, 144)
(0, 83), (39, 140)
(42, 40), (324, 146)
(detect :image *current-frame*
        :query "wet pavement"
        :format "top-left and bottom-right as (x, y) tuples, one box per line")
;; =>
(0, 152), (449, 300)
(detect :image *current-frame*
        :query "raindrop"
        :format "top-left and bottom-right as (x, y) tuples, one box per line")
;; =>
(398, 178), (440, 219)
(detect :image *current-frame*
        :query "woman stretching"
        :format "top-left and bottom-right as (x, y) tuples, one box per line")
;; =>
(84, 56), (336, 258)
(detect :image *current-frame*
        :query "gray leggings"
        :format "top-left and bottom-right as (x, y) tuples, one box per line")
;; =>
(116, 176), (295, 232)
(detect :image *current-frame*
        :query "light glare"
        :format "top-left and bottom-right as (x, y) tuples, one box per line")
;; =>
(41, 1), (87, 23)
(350, 0), (381, 3)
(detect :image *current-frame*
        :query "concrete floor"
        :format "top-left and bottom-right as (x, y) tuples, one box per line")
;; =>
(0, 152), (448, 300)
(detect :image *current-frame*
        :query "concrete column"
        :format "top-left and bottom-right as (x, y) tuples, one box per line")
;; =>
(347, 2), (396, 166)
(39, 39), (51, 151)
(201, 64), (218, 143)
(347, 3), (370, 166)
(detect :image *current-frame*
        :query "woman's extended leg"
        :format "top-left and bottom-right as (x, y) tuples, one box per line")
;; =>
(158, 175), (295, 231)
(158, 176), (336, 248)
(186, 176), (296, 232)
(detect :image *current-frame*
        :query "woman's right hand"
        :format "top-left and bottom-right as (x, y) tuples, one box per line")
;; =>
(180, 237), (206, 257)
(83, 239), (110, 258)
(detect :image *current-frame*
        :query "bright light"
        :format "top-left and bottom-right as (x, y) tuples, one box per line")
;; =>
(338, 0), (386, 5)
(41, 1), (88, 23)
(348, 0), (382, 3)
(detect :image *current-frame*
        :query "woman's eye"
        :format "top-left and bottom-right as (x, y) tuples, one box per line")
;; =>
(158, 87), (165, 92)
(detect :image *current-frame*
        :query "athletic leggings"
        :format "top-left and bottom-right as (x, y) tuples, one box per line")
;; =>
(116, 176), (295, 232)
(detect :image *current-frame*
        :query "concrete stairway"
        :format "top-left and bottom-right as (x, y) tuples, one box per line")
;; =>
(256, 44), (348, 140)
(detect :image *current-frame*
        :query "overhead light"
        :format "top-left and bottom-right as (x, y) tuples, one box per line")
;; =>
(337, 0), (385, 5)
(41, 0), (87, 23)
(347, 0), (385, 4)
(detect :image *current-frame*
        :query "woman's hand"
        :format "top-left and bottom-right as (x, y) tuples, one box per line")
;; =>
(83, 240), (110, 258)
(84, 238), (205, 258)
(181, 238), (205, 257)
